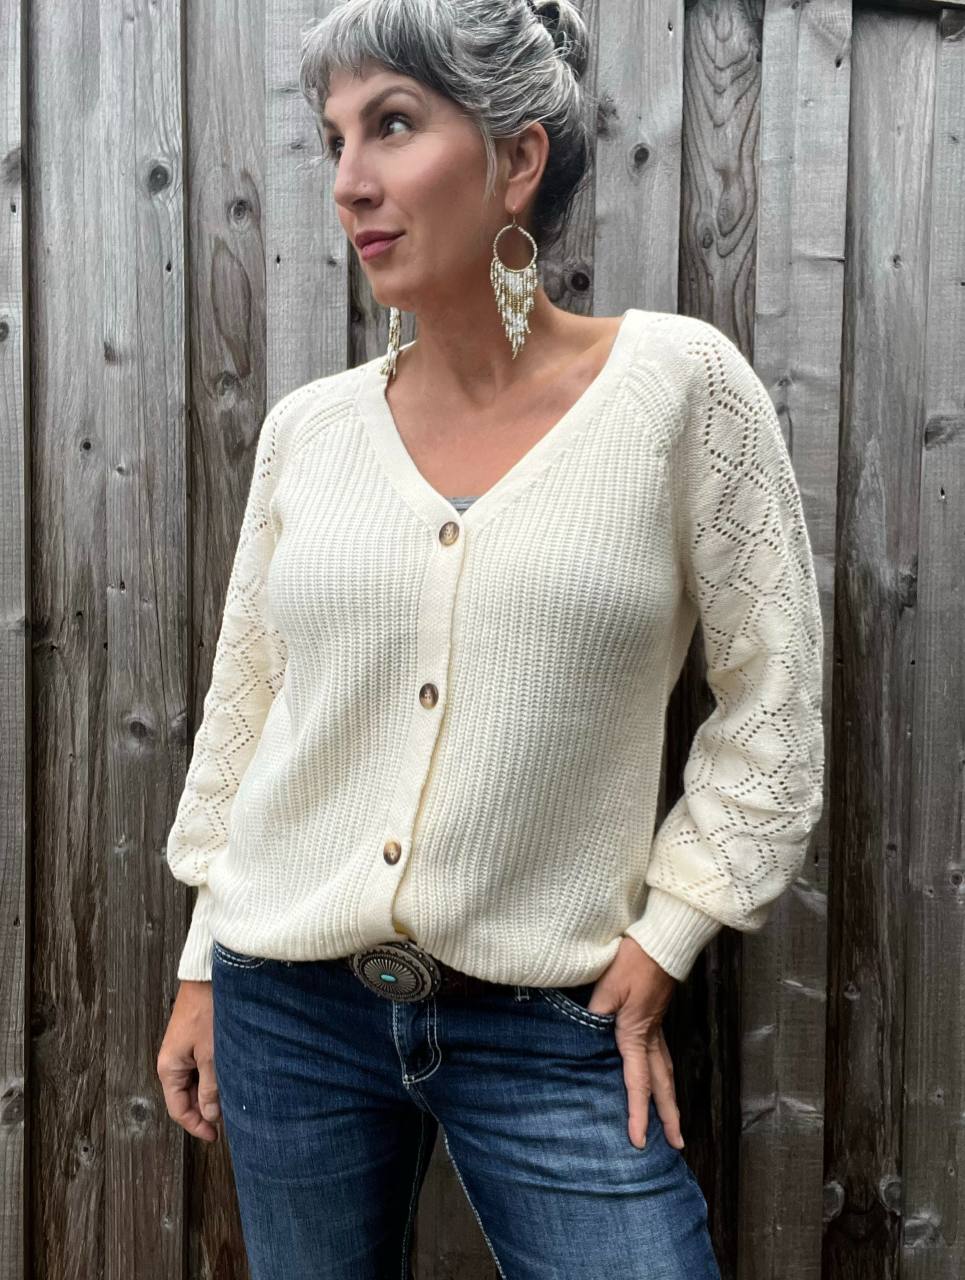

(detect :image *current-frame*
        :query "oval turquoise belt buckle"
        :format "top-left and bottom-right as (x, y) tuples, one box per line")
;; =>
(350, 940), (442, 1002)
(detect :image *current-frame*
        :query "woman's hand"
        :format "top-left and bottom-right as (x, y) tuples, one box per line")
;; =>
(586, 936), (682, 1150)
(157, 980), (222, 1143)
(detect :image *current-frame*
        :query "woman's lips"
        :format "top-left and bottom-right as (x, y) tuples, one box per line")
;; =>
(360, 233), (403, 260)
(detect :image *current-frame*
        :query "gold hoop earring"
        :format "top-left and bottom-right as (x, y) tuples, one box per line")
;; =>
(380, 306), (402, 381)
(490, 213), (538, 359)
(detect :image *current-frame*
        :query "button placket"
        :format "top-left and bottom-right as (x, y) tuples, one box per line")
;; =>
(355, 512), (468, 942)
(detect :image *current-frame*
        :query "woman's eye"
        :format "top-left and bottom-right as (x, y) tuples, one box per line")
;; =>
(326, 112), (411, 164)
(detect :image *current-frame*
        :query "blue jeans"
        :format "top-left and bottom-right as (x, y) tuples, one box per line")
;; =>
(211, 941), (721, 1279)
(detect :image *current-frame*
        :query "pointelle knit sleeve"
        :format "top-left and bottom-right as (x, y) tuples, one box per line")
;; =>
(622, 322), (825, 981)
(165, 396), (291, 981)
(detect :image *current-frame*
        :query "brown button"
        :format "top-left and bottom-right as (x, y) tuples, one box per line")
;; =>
(439, 521), (460, 545)
(383, 839), (402, 864)
(419, 682), (438, 708)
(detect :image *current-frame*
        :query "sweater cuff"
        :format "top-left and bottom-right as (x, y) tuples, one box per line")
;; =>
(622, 887), (724, 982)
(176, 883), (216, 982)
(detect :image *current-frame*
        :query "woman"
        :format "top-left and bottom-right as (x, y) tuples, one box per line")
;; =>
(157, 1), (824, 1276)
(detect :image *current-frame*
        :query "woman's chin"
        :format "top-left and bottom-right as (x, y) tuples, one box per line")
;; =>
(369, 284), (415, 312)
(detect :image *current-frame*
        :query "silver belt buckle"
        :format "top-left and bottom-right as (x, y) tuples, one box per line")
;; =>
(349, 940), (442, 1002)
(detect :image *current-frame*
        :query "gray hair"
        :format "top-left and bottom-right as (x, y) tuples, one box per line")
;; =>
(298, 0), (594, 253)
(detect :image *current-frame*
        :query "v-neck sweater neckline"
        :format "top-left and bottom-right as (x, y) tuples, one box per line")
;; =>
(355, 308), (640, 530)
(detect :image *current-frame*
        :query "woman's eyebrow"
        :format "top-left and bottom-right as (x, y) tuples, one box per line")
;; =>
(321, 85), (424, 132)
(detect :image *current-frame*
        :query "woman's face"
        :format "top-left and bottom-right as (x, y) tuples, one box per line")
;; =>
(322, 62), (532, 313)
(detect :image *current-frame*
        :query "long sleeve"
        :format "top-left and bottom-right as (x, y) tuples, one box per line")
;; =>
(166, 395), (292, 981)
(623, 322), (825, 982)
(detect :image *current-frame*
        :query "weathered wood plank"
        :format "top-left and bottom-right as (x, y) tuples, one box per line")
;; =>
(822, 8), (939, 1278)
(29, 0), (113, 1275)
(592, 0), (684, 318)
(175, 0), (275, 1274)
(0, 1), (26, 1276)
(99, 0), (189, 1275)
(738, 1), (850, 1276)
(900, 7), (965, 1276)
(266, 1), (348, 402)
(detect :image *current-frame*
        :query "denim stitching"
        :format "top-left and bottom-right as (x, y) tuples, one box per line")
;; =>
(441, 1127), (508, 1279)
(400, 1108), (429, 1280)
(390, 1000), (408, 1080)
(212, 943), (267, 970)
(403, 996), (442, 1084)
(391, 1001), (442, 1087)
(424, 995), (443, 1079)
(538, 988), (616, 1029)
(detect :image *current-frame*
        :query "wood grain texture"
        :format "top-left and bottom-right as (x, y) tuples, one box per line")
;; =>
(594, 0), (683, 317)
(24, 0), (190, 1275)
(900, 10), (965, 1273)
(99, 0), (189, 1276)
(267, 1), (348, 402)
(0, 3), (26, 1278)
(178, 0), (273, 1275)
(823, 7), (938, 1278)
(739, 1), (849, 1276)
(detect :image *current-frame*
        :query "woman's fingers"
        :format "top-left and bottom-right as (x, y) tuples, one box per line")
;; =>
(616, 1022), (684, 1150)
(650, 1029), (684, 1148)
(158, 1055), (220, 1143)
(157, 981), (220, 1143)
(196, 1051), (222, 1122)
(619, 1034), (653, 1148)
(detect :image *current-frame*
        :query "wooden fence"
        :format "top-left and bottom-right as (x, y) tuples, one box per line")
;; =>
(2, 0), (964, 1275)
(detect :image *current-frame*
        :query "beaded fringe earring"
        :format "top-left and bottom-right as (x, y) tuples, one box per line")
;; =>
(379, 211), (538, 377)
(490, 212), (538, 359)
(379, 305), (403, 381)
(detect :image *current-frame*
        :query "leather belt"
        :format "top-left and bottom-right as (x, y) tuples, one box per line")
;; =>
(340, 939), (510, 1002)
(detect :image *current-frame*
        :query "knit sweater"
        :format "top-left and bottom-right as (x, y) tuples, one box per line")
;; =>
(165, 308), (824, 984)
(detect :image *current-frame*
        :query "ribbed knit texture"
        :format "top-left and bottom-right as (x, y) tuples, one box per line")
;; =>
(165, 308), (824, 984)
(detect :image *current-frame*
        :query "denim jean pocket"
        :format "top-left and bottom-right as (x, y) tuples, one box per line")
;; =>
(212, 940), (269, 970)
(536, 981), (617, 1029)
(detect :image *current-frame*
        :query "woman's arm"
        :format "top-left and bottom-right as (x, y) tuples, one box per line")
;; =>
(624, 320), (826, 981)
(165, 393), (293, 981)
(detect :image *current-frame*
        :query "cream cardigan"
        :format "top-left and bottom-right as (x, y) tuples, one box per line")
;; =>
(165, 308), (824, 984)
